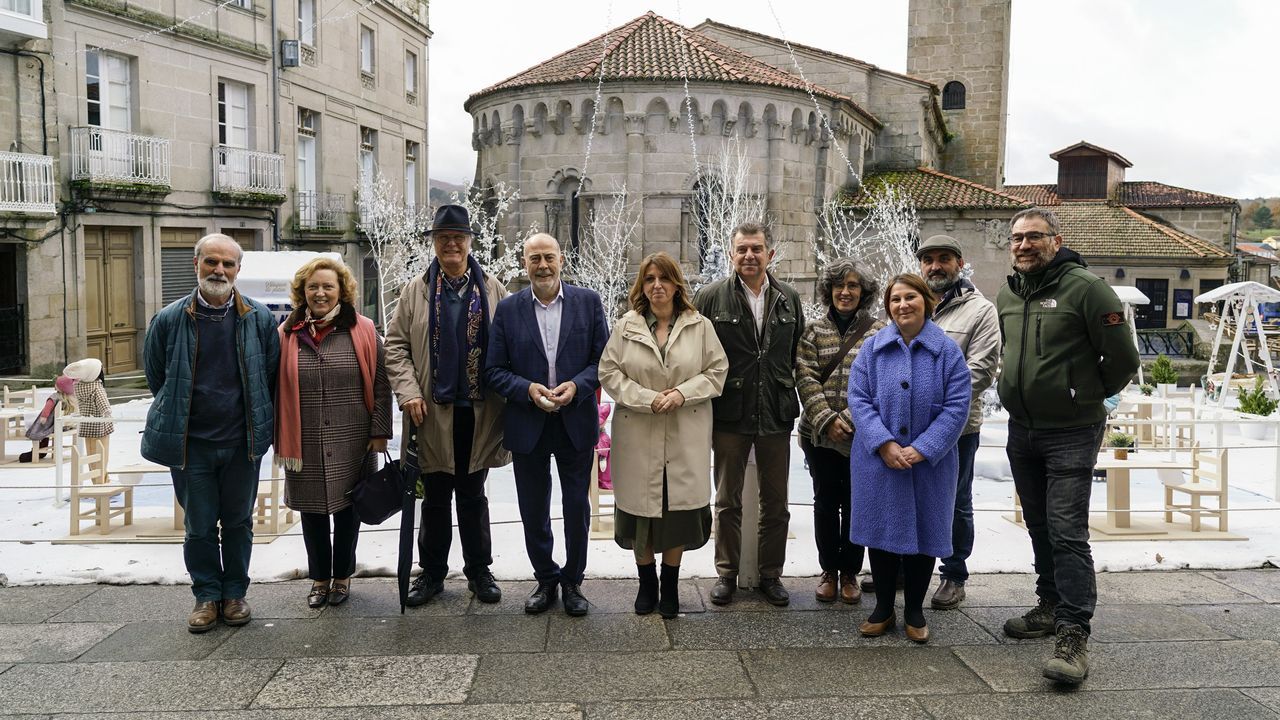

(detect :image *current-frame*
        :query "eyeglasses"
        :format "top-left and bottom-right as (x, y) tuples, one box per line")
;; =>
(1008, 231), (1056, 246)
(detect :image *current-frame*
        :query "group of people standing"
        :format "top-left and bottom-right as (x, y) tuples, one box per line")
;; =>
(141, 203), (1136, 687)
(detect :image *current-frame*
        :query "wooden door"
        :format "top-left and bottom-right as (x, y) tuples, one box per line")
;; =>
(1134, 279), (1169, 330)
(84, 227), (138, 373)
(221, 228), (256, 251)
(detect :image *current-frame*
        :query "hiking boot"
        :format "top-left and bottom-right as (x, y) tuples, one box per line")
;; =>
(1003, 598), (1057, 639)
(1043, 624), (1090, 684)
(815, 571), (837, 603)
(930, 579), (966, 610)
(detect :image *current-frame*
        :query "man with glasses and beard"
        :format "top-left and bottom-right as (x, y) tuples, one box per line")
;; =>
(143, 234), (280, 633)
(915, 235), (1000, 613)
(995, 208), (1138, 685)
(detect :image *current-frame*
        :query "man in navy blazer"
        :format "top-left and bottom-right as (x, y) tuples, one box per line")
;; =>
(485, 233), (609, 616)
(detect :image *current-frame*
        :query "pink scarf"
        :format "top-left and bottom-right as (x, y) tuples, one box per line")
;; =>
(275, 310), (378, 471)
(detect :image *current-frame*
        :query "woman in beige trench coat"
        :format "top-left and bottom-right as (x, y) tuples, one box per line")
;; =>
(599, 252), (728, 619)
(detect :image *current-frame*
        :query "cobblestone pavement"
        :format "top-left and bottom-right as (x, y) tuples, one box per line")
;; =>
(0, 569), (1277, 718)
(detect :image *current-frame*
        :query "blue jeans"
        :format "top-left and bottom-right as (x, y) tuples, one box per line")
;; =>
(511, 414), (594, 586)
(170, 439), (262, 602)
(939, 431), (980, 584)
(1006, 420), (1106, 635)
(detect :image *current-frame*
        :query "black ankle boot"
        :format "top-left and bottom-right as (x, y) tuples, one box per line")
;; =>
(658, 563), (680, 619)
(635, 563), (658, 615)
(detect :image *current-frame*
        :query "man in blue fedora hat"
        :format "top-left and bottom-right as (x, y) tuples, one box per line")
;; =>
(385, 204), (511, 606)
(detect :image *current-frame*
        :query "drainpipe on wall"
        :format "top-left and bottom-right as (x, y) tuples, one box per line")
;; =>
(270, 0), (280, 249)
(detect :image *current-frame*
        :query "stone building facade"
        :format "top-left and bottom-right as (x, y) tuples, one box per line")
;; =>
(0, 0), (428, 376)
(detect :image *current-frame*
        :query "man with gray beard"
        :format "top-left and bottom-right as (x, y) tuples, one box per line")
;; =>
(914, 235), (1000, 611)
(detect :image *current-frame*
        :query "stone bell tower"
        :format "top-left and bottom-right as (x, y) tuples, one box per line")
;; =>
(906, 0), (1012, 189)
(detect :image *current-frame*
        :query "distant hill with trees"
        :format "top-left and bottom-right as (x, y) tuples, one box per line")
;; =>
(428, 179), (467, 208)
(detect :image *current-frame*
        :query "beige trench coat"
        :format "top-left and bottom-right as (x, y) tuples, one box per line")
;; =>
(384, 270), (511, 474)
(599, 310), (728, 518)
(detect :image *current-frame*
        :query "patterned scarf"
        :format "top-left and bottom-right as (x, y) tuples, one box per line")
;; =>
(428, 255), (488, 404)
(293, 304), (341, 347)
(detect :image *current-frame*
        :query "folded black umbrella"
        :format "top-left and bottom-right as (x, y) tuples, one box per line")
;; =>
(398, 431), (422, 614)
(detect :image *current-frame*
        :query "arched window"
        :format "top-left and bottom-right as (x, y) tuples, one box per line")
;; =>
(942, 81), (966, 110)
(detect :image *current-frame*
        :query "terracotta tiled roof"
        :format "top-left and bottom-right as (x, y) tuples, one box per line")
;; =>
(1052, 204), (1231, 261)
(465, 12), (879, 127)
(843, 167), (1030, 210)
(1003, 182), (1238, 208)
(1237, 243), (1280, 264)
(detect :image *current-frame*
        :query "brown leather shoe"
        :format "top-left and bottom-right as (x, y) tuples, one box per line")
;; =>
(839, 572), (861, 604)
(930, 579), (965, 610)
(906, 623), (930, 644)
(815, 571), (837, 603)
(859, 613), (896, 637)
(222, 598), (251, 626)
(187, 601), (219, 634)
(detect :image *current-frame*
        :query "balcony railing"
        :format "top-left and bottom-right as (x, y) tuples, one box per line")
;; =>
(69, 126), (170, 188)
(0, 152), (55, 213)
(213, 146), (285, 196)
(296, 191), (347, 232)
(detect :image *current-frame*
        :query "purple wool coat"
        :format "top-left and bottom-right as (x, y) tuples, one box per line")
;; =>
(847, 319), (971, 557)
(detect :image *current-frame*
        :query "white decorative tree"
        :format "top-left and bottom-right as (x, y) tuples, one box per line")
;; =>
(694, 136), (769, 284)
(357, 171), (431, 326)
(814, 185), (920, 294)
(566, 182), (642, 327)
(449, 181), (524, 286)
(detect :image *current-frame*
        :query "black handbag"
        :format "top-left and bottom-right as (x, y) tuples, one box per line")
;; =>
(348, 452), (404, 525)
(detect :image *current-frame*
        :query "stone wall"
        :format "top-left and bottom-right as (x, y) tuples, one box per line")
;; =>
(916, 210), (1021, 299)
(1143, 206), (1238, 248)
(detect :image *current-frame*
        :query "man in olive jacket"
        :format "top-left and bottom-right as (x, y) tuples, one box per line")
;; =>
(996, 208), (1139, 686)
(694, 222), (804, 607)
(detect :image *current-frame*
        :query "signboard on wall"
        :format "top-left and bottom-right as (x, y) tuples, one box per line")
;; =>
(1173, 289), (1192, 320)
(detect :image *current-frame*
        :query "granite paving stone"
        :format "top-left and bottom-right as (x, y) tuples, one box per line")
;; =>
(960, 604), (1233, 644)
(584, 697), (930, 719)
(0, 623), (120, 663)
(0, 585), (100, 623)
(917, 688), (1278, 720)
(742, 647), (989, 697)
(45, 707), (580, 720)
(1242, 688), (1280, 713)
(954, 639), (1280, 692)
(252, 654), (477, 708)
(0, 659), (282, 714)
(75, 621), (239, 662)
(690, 577), (849, 612)
(321, 578), (475, 618)
(1181, 603), (1280, 641)
(1095, 571), (1261, 605)
(576, 578), (705, 614)
(47, 584), (320, 623)
(469, 650), (753, 702)
(0, 664), (11, 675)
(211, 614), (546, 658)
(941, 573), (1039, 607)
(669, 605), (997, 649)
(546, 613), (670, 652)
(1200, 569), (1280, 603)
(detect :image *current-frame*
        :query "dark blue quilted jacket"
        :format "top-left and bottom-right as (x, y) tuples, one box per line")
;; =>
(141, 289), (280, 468)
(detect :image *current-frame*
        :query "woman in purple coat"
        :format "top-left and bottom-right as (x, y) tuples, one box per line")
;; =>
(847, 273), (970, 644)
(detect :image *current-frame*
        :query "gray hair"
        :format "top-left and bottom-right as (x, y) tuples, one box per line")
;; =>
(1010, 207), (1062, 236)
(731, 221), (772, 248)
(193, 233), (244, 263)
(816, 257), (878, 312)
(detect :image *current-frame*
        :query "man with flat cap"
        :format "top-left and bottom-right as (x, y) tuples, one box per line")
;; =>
(385, 204), (510, 606)
(915, 234), (1000, 610)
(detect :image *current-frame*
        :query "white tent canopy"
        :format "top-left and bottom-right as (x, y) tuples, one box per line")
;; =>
(236, 251), (342, 318)
(1195, 280), (1280, 304)
(1112, 286), (1149, 384)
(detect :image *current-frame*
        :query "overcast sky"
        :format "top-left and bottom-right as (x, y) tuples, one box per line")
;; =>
(427, 0), (1279, 199)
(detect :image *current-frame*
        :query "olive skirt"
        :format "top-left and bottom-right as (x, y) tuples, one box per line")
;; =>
(614, 471), (711, 552)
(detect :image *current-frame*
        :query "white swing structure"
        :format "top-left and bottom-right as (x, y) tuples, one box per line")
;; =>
(1197, 281), (1280, 406)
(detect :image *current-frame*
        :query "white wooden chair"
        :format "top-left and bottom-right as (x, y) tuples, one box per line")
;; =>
(255, 457), (295, 535)
(588, 447), (614, 537)
(69, 446), (133, 535)
(2, 385), (39, 447)
(1164, 445), (1229, 532)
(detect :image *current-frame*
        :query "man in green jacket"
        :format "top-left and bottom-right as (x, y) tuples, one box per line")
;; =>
(694, 222), (805, 607)
(996, 208), (1139, 685)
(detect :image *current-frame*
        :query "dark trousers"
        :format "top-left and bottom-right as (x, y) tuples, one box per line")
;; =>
(799, 437), (865, 575)
(170, 439), (261, 602)
(712, 431), (792, 579)
(418, 406), (492, 580)
(868, 548), (935, 622)
(300, 506), (360, 581)
(512, 414), (594, 586)
(940, 431), (981, 584)
(1007, 419), (1106, 634)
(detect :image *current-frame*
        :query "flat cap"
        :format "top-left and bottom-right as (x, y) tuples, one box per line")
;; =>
(915, 234), (963, 259)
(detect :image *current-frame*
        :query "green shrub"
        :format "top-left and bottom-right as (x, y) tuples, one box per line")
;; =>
(1237, 377), (1278, 416)
(1139, 383), (1155, 396)
(1105, 431), (1135, 448)
(1148, 354), (1179, 385)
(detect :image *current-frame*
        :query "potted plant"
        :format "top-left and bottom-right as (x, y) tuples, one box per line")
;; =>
(1236, 376), (1278, 440)
(1105, 430), (1135, 460)
(1148, 354), (1179, 396)
(1139, 383), (1155, 397)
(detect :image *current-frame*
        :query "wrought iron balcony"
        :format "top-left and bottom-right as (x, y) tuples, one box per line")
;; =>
(213, 146), (286, 202)
(296, 191), (347, 232)
(69, 126), (170, 191)
(0, 152), (55, 213)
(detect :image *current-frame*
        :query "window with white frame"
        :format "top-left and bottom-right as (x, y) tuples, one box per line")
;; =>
(230, 0), (252, 9)
(404, 49), (417, 95)
(404, 141), (418, 212)
(359, 25), (375, 76)
(297, 108), (318, 226)
(359, 126), (377, 188)
(85, 49), (132, 130)
(217, 80), (250, 148)
(297, 0), (315, 46)
(0, 0), (34, 17)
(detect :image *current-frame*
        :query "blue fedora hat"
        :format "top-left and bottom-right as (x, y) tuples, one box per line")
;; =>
(424, 204), (476, 236)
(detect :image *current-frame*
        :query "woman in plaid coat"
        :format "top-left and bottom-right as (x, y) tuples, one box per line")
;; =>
(276, 257), (392, 609)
